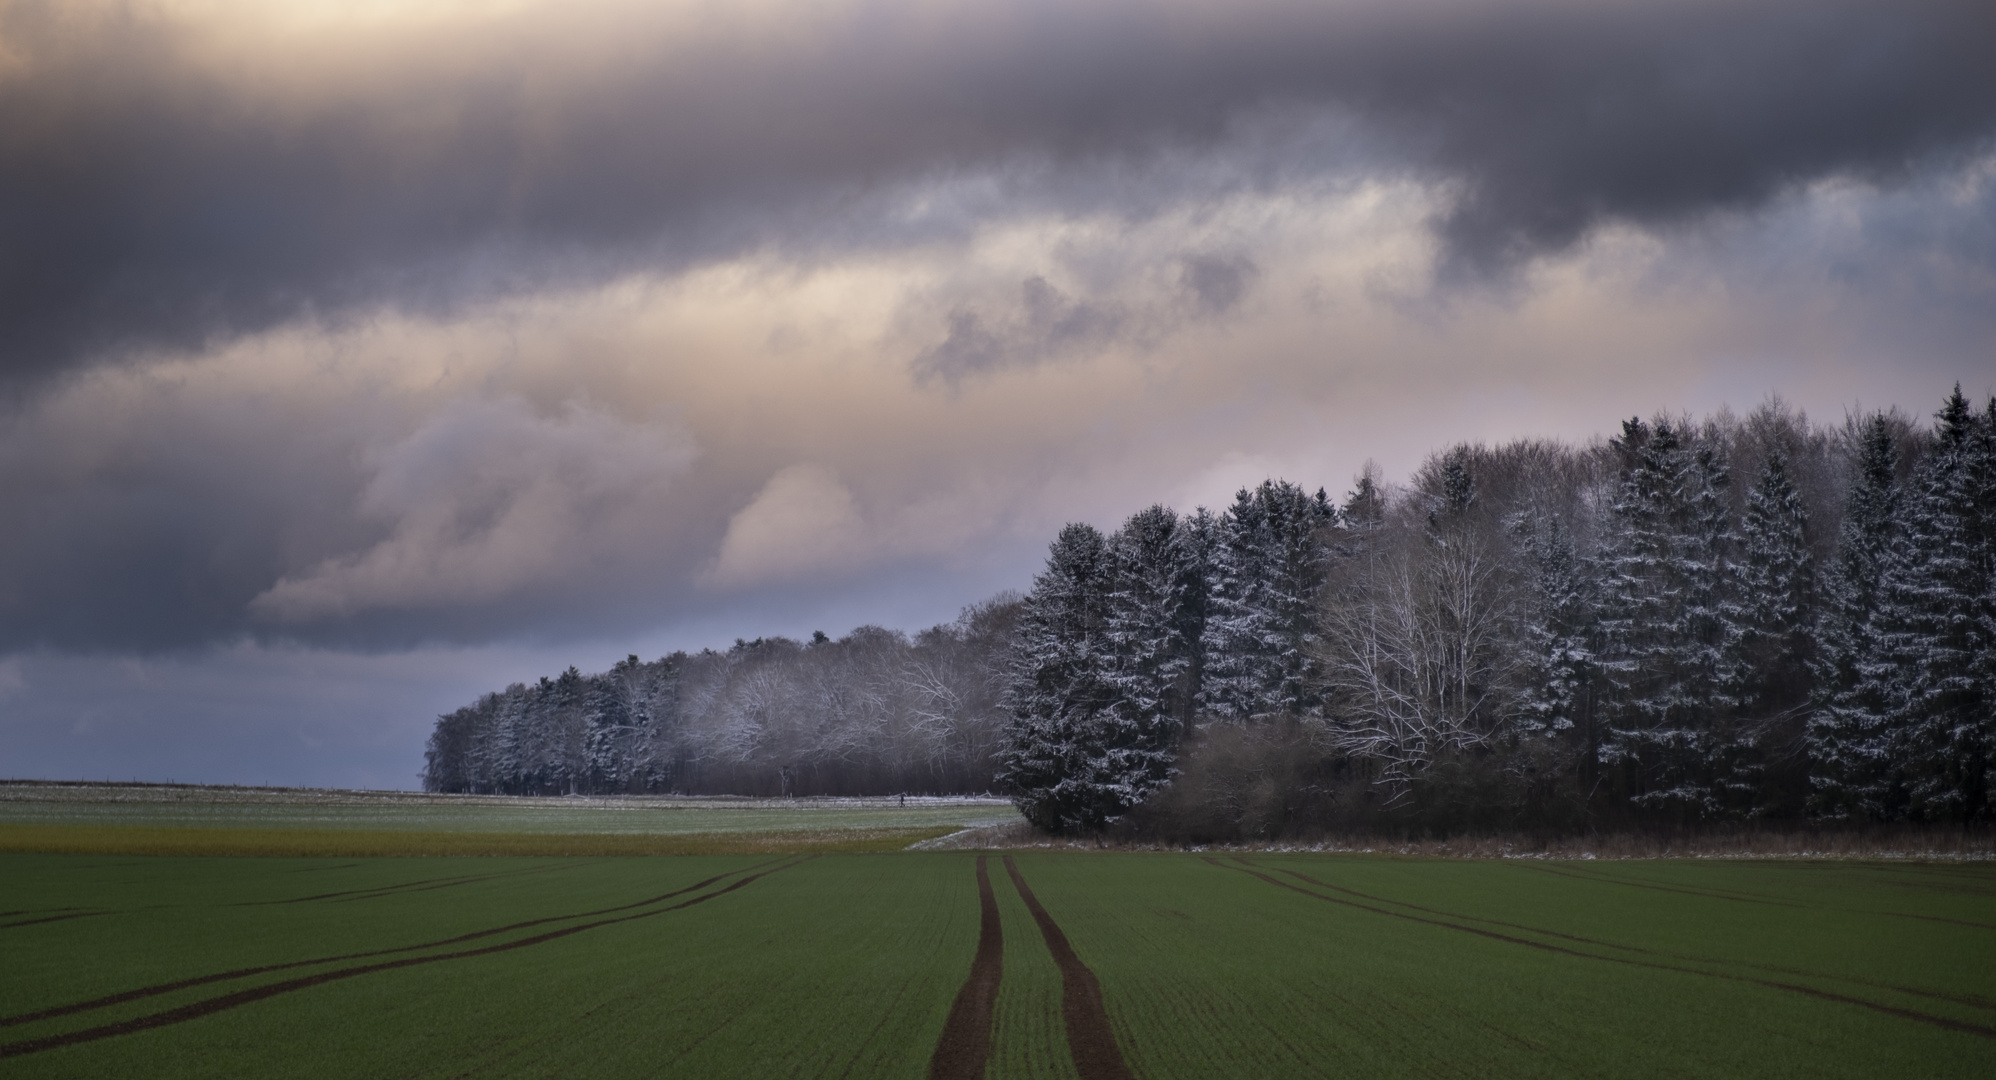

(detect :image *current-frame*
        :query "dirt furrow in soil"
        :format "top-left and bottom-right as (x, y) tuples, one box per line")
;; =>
(927, 855), (1004, 1080)
(1001, 856), (1135, 1080)
(0, 857), (794, 1032)
(1208, 857), (1996, 1042)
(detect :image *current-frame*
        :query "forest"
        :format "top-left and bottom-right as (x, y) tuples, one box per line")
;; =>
(423, 387), (1996, 837)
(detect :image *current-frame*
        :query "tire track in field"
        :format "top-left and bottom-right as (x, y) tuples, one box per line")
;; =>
(1253, 861), (1996, 1015)
(0, 911), (107, 930)
(1519, 860), (1996, 931)
(0, 858), (793, 1033)
(1869, 910), (1996, 931)
(928, 855), (1003, 1080)
(1511, 862), (1807, 908)
(1207, 857), (1996, 1042)
(1000, 856), (1135, 1080)
(0, 857), (806, 1060)
(237, 861), (572, 905)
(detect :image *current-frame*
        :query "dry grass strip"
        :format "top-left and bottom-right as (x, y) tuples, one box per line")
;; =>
(0, 824), (955, 858)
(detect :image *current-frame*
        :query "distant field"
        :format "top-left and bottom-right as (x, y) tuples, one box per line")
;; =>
(4, 845), (1992, 1078)
(0, 782), (1020, 856)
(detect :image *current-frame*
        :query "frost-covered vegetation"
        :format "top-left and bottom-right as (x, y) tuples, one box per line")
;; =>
(425, 388), (1996, 837)
(422, 603), (1019, 797)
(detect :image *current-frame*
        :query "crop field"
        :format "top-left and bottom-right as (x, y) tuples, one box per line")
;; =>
(0, 783), (1020, 856)
(4, 844), (1992, 1078)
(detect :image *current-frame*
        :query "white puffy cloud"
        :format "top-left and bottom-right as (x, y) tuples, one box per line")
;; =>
(703, 463), (869, 589)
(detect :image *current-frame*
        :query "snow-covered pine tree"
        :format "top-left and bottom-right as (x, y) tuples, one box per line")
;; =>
(628, 657), (681, 792)
(999, 522), (1121, 831)
(1513, 512), (1595, 743)
(1972, 395), (1996, 818)
(1168, 506), (1217, 726)
(1596, 419), (1742, 818)
(1202, 488), (1272, 723)
(1807, 414), (1903, 818)
(1099, 506), (1190, 811)
(1722, 451), (1816, 814)
(1881, 388), (1994, 820)
(1340, 467), (1386, 540)
(583, 656), (638, 790)
(1202, 480), (1335, 724)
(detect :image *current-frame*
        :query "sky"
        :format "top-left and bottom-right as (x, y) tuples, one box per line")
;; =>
(2, 0), (1993, 789)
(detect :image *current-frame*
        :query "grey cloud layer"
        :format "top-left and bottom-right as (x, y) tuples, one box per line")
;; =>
(3, 0), (1992, 383)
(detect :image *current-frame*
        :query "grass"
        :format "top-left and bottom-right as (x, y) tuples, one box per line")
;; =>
(2, 787), (1991, 1078)
(1040, 853), (1996, 1079)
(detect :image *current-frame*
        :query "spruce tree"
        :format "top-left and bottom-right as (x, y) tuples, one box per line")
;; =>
(1169, 507), (1217, 725)
(1596, 419), (1742, 817)
(1099, 507), (1191, 811)
(1723, 451), (1816, 813)
(583, 663), (633, 791)
(1202, 480), (1335, 724)
(998, 523), (1122, 831)
(1807, 415), (1902, 817)
(1880, 388), (1994, 820)
(1514, 512), (1595, 743)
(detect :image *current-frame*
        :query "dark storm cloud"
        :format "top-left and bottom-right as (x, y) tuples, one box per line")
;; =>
(1, 0), (1992, 385)
(913, 276), (1127, 383)
(1180, 254), (1257, 316)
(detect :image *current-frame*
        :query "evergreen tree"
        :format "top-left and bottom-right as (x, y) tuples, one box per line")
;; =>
(1169, 507), (1218, 725)
(1514, 512), (1596, 743)
(583, 656), (638, 789)
(1723, 451), (1817, 813)
(1099, 507), (1191, 811)
(1880, 389), (1994, 820)
(1202, 480), (1335, 724)
(1596, 419), (1742, 817)
(1808, 415), (1903, 817)
(1340, 468), (1386, 534)
(998, 523), (1122, 831)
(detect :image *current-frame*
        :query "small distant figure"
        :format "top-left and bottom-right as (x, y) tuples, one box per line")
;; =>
(899, 792), (906, 807)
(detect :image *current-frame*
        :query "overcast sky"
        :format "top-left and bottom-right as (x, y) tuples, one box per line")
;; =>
(2, 0), (1992, 789)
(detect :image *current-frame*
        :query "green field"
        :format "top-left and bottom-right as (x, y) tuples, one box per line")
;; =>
(4, 845), (1992, 1078)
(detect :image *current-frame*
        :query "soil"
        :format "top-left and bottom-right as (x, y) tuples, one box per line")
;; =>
(1001, 855), (1135, 1080)
(927, 855), (1004, 1080)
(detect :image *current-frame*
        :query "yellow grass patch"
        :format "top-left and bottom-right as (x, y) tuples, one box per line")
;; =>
(0, 823), (958, 857)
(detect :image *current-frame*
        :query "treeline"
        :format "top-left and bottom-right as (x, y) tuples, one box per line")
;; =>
(420, 601), (1018, 797)
(1007, 388), (1995, 837)
(424, 387), (1996, 837)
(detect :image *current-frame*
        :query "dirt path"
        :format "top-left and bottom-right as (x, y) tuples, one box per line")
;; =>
(1208, 856), (1996, 1041)
(0, 859), (804, 1058)
(927, 855), (1004, 1080)
(1001, 855), (1135, 1080)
